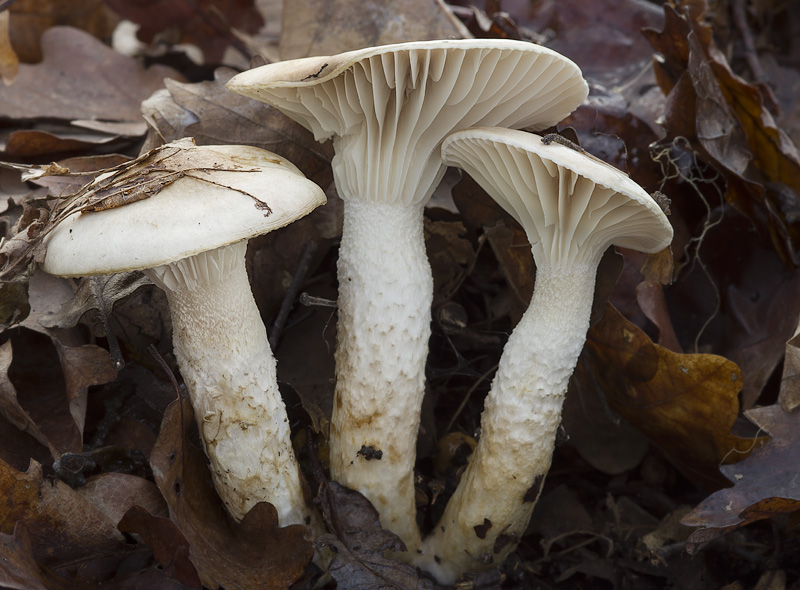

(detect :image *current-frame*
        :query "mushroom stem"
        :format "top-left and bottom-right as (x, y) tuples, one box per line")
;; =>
(419, 260), (597, 583)
(146, 240), (314, 528)
(331, 199), (431, 553)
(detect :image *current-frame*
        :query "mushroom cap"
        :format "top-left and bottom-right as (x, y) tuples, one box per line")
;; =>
(226, 39), (588, 206)
(41, 144), (326, 276)
(442, 127), (673, 264)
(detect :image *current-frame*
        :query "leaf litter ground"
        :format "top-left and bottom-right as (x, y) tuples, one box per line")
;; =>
(0, 0), (799, 588)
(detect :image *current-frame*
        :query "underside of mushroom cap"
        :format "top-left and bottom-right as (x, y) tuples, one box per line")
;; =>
(442, 127), (673, 265)
(41, 144), (326, 276)
(227, 39), (588, 207)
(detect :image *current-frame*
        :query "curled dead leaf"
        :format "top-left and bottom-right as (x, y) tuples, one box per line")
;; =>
(681, 405), (800, 553)
(582, 304), (764, 490)
(150, 399), (314, 590)
(317, 480), (432, 590)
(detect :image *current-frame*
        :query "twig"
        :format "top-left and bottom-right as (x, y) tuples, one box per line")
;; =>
(299, 292), (337, 308)
(269, 240), (318, 348)
(90, 277), (124, 371)
(444, 363), (498, 434)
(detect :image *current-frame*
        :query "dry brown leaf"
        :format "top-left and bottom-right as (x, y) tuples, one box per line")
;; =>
(150, 399), (314, 590)
(8, 0), (118, 63)
(117, 506), (202, 589)
(279, 0), (467, 60)
(425, 218), (473, 307)
(30, 154), (132, 198)
(582, 304), (764, 490)
(317, 480), (432, 590)
(2, 128), (125, 158)
(0, 459), (132, 567)
(484, 221), (534, 322)
(643, 3), (800, 265)
(78, 472), (168, 528)
(55, 342), (118, 437)
(778, 327), (800, 412)
(106, 0), (263, 63)
(562, 360), (651, 475)
(536, 0), (664, 85)
(0, 9), (18, 84)
(681, 405), (800, 553)
(143, 69), (334, 189)
(0, 523), (70, 590)
(0, 26), (181, 122)
(0, 340), (57, 456)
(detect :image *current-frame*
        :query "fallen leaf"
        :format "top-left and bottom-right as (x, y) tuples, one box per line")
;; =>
(0, 459), (132, 567)
(0, 26), (180, 122)
(644, 3), (800, 265)
(582, 304), (763, 489)
(39, 273), (150, 333)
(0, 340), (58, 456)
(317, 480), (432, 590)
(29, 154), (132, 198)
(78, 473), (168, 526)
(425, 218), (473, 307)
(106, 0), (263, 63)
(484, 221), (534, 323)
(3, 330), (85, 457)
(0, 523), (70, 590)
(534, 0), (664, 86)
(55, 342), (118, 437)
(117, 505), (201, 589)
(562, 359), (650, 476)
(778, 324), (800, 412)
(8, 0), (118, 63)
(279, 0), (466, 60)
(681, 405), (800, 552)
(150, 399), (314, 590)
(143, 68), (334, 189)
(0, 9), (18, 84)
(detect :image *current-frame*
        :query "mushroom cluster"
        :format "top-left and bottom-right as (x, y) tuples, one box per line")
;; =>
(41, 36), (674, 587)
(225, 37), (672, 582)
(227, 38), (589, 554)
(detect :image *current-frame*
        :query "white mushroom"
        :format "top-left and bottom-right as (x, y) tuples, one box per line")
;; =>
(419, 128), (673, 582)
(41, 143), (326, 529)
(227, 40), (588, 552)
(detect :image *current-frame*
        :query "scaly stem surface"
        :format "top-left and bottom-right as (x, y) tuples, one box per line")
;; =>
(419, 262), (597, 583)
(146, 240), (314, 528)
(330, 200), (431, 554)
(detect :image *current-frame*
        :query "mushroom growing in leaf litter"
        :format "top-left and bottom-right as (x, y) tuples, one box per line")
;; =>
(418, 127), (673, 582)
(41, 142), (326, 529)
(226, 39), (588, 553)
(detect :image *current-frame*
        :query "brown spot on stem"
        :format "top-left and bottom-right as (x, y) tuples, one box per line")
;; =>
(357, 445), (383, 460)
(523, 475), (544, 503)
(474, 518), (492, 539)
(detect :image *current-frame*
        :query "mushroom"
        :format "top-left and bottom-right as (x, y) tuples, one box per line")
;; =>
(226, 39), (588, 552)
(40, 143), (326, 529)
(419, 127), (673, 582)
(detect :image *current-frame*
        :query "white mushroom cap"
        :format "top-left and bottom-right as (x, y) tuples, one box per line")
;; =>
(227, 39), (589, 207)
(442, 127), (673, 264)
(42, 144), (326, 276)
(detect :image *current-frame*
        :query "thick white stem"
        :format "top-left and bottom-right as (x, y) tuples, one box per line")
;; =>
(146, 241), (314, 528)
(419, 262), (597, 583)
(330, 200), (431, 554)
